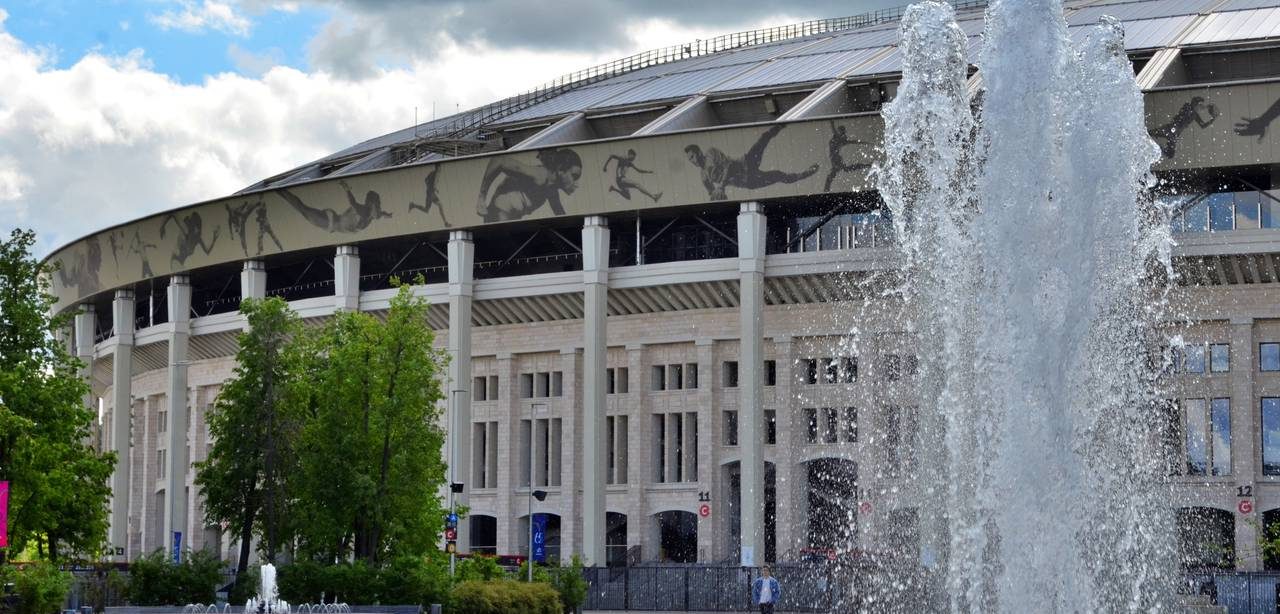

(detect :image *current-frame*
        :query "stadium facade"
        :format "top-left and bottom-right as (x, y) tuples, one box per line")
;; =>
(47, 0), (1280, 571)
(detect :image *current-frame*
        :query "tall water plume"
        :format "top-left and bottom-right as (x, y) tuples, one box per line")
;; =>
(877, 1), (1179, 611)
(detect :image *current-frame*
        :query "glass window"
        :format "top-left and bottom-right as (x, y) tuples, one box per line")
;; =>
(843, 407), (857, 443)
(803, 359), (818, 385)
(520, 373), (534, 398)
(1208, 193), (1234, 231)
(819, 224), (840, 250)
(536, 372), (550, 397)
(804, 408), (818, 444)
(1210, 344), (1229, 373)
(607, 368), (616, 395)
(651, 365), (666, 391)
(1261, 343), (1280, 372)
(473, 376), (487, 401)
(1211, 398), (1231, 476)
(764, 360), (776, 387)
(723, 411), (738, 446)
(617, 368), (629, 394)
(1170, 211), (1184, 234)
(822, 358), (839, 384)
(552, 371), (563, 397)
(1264, 192), (1280, 229)
(1235, 191), (1260, 230)
(823, 408), (839, 444)
(883, 354), (902, 381)
(1185, 345), (1206, 374)
(685, 363), (698, 389)
(1184, 199), (1209, 233)
(1263, 398), (1280, 476)
(764, 410), (776, 445)
(669, 364), (683, 390)
(1156, 400), (1180, 476)
(841, 357), (857, 383)
(723, 361), (739, 388)
(1185, 399), (1207, 476)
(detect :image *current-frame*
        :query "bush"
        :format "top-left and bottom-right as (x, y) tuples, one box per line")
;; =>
(2, 562), (72, 614)
(126, 549), (224, 605)
(276, 560), (325, 604)
(550, 556), (588, 614)
(454, 556), (505, 583)
(375, 554), (450, 606)
(226, 567), (260, 605)
(449, 581), (559, 614)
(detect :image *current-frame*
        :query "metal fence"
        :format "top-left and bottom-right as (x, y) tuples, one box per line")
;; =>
(581, 563), (932, 613)
(1187, 572), (1280, 614)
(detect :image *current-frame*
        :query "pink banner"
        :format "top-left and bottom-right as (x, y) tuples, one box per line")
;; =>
(0, 481), (8, 548)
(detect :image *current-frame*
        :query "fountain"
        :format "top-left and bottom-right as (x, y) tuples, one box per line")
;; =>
(875, 0), (1179, 611)
(245, 564), (289, 614)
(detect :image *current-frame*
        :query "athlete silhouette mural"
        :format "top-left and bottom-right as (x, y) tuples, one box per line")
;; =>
(409, 167), (451, 227)
(824, 122), (873, 191)
(226, 198), (283, 256)
(58, 236), (102, 296)
(1150, 96), (1218, 159)
(280, 180), (393, 233)
(129, 228), (158, 279)
(1235, 96), (1280, 141)
(603, 149), (662, 202)
(160, 211), (219, 269)
(475, 148), (582, 222)
(684, 125), (819, 200)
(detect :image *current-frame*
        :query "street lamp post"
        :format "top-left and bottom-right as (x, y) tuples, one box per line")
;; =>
(527, 429), (547, 581)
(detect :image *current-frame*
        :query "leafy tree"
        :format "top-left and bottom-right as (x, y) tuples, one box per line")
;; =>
(0, 229), (114, 562)
(291, 282), (449, 564)
(194, 297), (301, 575)
(551, 556), (588, 614)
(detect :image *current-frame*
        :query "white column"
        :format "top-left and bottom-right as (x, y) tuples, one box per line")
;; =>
(241, 260), (267, 301)
(737, 202), (766, 566)
(582, 215), (610, 566)
(73, 303), (96, 409)
(334, 245), (360, 311)
(448, 231), (474, 553)
(110, 290), (135, 560)
(164, 275), (191, 559)
(1230, 317), (1259, 570)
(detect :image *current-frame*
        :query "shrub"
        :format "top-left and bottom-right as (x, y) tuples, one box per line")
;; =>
(276, 560), (325, 604)
(550, 556), (588, 614)
(454, 556), (505, 583)
(375, 554), (449, 606)
(2, 562), (72, 614)
(126, 549), (224, 605)
(449, 581), (559, 614)
(226, 566), (260, 605)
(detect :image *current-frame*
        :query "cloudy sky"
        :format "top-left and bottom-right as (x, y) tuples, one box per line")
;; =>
(0, 0), (901, 257)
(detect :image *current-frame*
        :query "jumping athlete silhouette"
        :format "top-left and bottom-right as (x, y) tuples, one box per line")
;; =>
(603, 149), (662, 203)
(475, 148), (582, 222)
(408, 167), (451, 227)
(160, 211), (219, 269)
(254, 205), (283, 255)
(225, 199), (258, 256)
(1150, 96), (1218, 159)
(684, 125), (819, 200)
(1235, 96), (1280, 141)
(280, 180), (392, 233)
(824, 122), (873, 191)
(129, 229), (157, 279)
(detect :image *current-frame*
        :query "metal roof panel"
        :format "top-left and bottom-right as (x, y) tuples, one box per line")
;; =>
(500, 79), (654, 123)
(600, 64), (761, 106)
(1183, 6), (1280, 43)
(712, 47), (890, 91)
(1068, 0), (1216, 25)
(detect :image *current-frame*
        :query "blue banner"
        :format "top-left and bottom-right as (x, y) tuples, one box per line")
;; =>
(172, 531), (183, 563)
(531, 514), (547, 563)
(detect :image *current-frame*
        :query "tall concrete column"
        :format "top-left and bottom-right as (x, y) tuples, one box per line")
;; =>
(624, 344), (647, 561)
(1230, 317), (1259, 570)
(241, 260), (267, 301)
(110, 290), (135, 560)
(334, 245), (360, 311)
(164, 275), (191, 559)
(448, 231), (474, 553)
(737, 202), (766, 566)
(582, 215), (610, 566)
(74, 302), (96, 396)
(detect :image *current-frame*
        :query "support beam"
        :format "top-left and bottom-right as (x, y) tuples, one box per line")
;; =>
(335, 245), (360, 311)
(241, 260), (267, 301)
(736, 202), (766, 566)
(448, 231), (475, 553)
(110, 290), (135, 561)
(74, 304), (96, 410)
(778, 80), (849, 121)
(510, 113), (595, 150)
(164, 275), (191, 560)
(634, 96), (715, 135)
(581, 215), (610, 566)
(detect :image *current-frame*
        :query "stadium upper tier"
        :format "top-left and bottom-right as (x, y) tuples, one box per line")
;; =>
(45, 0), (1280, 313)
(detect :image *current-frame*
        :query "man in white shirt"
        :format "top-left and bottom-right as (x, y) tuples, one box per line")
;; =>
(752, 566), (781, 614)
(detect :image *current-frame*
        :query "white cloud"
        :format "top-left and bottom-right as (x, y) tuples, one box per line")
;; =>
(149, 1), (252, 37)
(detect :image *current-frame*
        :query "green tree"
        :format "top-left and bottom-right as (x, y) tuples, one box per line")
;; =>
(291, 282), (449, 564)
(194, 297), (301, 576)
(0, 229), (115, 562)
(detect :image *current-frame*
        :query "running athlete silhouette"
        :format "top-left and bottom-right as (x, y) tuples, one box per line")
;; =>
(603, 149), (662, 203)
(58, 237), (102, 296)
(160, 211), (219, 269)
(129, 229), (157, 279)
(108, 230), (126, 268)
(225, 199), (258, 255)
(408, 167), (451, 227)
(279, 180), (392, 233)
(823, 122), (873, 191)
(254, 205), (283, 255)
(1235, 96), (1280, 141)
(1150, 96), (1218, 159)
(684, 125), (819, 201)
(475, 148), (582, 222)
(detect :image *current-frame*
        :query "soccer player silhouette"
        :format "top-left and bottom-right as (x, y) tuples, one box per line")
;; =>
(603, 149), (662, 203)
(1150, 96), (1218, 159)
(409, 167), (451, 227)
(684, 125), (819, 200)
(160, 211), (219, 269)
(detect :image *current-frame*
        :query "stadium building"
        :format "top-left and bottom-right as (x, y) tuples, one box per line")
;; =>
(46, 0), (1280, 571)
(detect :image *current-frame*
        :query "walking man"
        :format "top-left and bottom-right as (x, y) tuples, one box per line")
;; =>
(752, 566), (781, 614)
